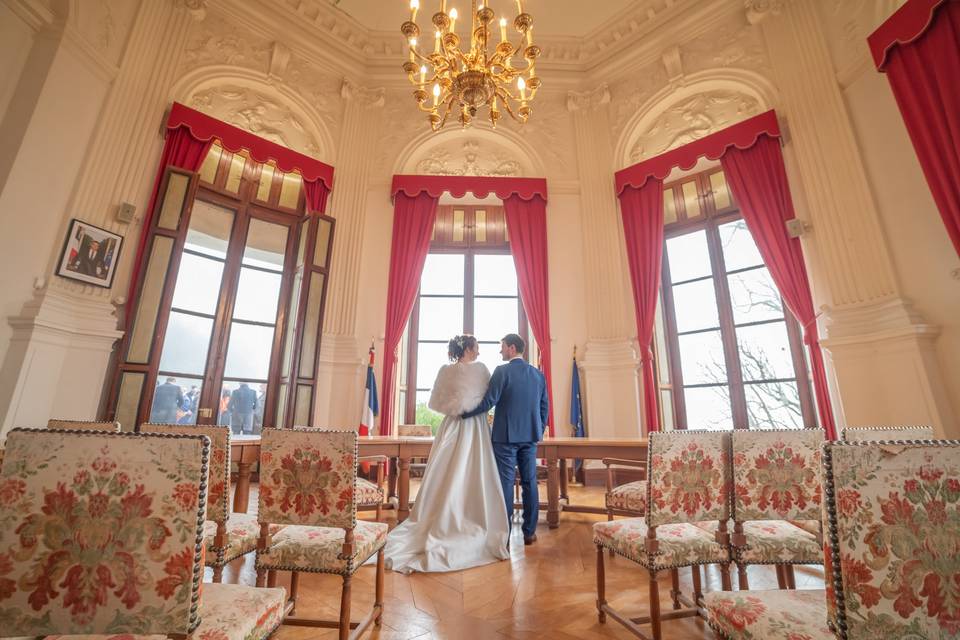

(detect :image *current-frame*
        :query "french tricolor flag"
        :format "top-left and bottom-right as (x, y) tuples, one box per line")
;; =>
(360, 344), (378, 436)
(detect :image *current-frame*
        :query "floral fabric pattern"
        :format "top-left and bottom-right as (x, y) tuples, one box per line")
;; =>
(202, 514), (284, 566)
(647, 431), (730, 527)
(606, 480), (647, 514)
(44, 582), (286, 640)
(593, 517), (729, 570)
(705, 588), (832, 640)
(140, 424), (230, 524)
(258, 428), (358, 528)
(0, 430), (206, 636)
(840, 426), (934, 442)
(256, 520), (388, 575)
(826, 442), (960, 639)
(356, 477), (383, 507)
(698, 519), (822, 564)
(732, 429), (823, 522)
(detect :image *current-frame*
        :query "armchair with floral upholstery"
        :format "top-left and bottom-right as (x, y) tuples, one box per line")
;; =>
(839, 425), (934, 441)
(140, 423), (283, 582)
(704, 439), (960, 640)
(47, 418), (121, 431)
(255, 427), (387, 640)
(720, 428), (824, 590)
(593, 430), (733, 640)
(0, 427), (286, 640)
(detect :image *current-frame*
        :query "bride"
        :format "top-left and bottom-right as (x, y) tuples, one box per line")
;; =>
(383, 334), (510, 574)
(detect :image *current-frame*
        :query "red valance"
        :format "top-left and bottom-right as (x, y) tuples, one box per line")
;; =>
(868, 0), (948, 69)
(167, 102), (334, 191)
(614, 110), (782, 195)
(391, 175), (548, 202)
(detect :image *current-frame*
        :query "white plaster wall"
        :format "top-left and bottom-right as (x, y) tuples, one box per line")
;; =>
(842, 71), (960, 432)
(0, 4), (34, 120)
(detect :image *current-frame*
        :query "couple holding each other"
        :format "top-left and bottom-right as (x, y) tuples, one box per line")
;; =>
(383, 333), (549, 574)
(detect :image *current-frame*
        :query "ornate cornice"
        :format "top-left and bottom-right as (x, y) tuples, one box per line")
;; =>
(340, 79), (385, 108)
(745, 0), (787, 25)
(566, 84), (611, 113)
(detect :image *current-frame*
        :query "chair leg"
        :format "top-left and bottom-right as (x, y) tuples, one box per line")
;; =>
(289, 571), (300, 616)
(606, 508), (615, 558)
(648, 569), (662, 640)
(691, 565), (703, 604)
(375, 549), (385, 626)
(212, 565), (223, 583)
(376, 501), (382, 522)
(670, 568), (681, 610)
(776, 564), (788, 589)
(256, 567), (267, 588)
(339, 574), (353, 640)
(596, 545), (607, 624)
(737, 562), (749, 590)
(720, 562), (732, 591)
(786, 564), (796, 589)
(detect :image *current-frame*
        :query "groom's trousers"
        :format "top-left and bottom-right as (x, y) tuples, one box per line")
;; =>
(492, 441), (538, 538)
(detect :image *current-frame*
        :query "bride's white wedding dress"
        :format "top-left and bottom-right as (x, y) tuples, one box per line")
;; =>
(383, 361), (510, 574)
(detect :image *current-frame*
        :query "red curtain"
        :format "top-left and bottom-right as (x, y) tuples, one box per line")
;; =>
(379, 191), (440, 436)
(502, 194), (555, 436)
(303, 179), (331, 215)
(720, 135), (837, 440)
(617, 180), (665, 435)
(870, 0), (960, 257)
(125, 126), (212, 323)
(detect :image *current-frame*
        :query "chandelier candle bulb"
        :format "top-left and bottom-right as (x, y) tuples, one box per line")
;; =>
(499, 17), (507, 42)
(518, 75), (526, 100)
(449, 7), (457, 31)
(515, 0), (523, 14)
(433, 82), (440, 106)
(420, 65), (427, 84)
(435, 29), (441, 52)
(410, 0), (419, 22)
(408, 37), (417, 61)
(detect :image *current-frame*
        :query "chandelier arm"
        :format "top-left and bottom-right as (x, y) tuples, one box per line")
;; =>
(437, 94), (457, 129)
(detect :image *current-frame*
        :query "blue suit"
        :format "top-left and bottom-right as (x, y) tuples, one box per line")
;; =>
(463, 358), (549, 538)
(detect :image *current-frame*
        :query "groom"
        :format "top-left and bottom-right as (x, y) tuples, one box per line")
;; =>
(463, 333), (549, 545)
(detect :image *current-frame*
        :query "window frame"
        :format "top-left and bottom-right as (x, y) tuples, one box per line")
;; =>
(658, 168), (816, 430)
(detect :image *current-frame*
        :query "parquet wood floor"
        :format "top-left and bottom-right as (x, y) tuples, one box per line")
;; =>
(218, 483), (824, 640)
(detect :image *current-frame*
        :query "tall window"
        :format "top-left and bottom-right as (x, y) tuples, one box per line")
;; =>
(655, 168), (815, 430)
(400, 205), (527, 429)
(108, 143), (334, 432)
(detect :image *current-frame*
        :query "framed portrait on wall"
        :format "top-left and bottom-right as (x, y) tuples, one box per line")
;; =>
(55, 218), (124, 289)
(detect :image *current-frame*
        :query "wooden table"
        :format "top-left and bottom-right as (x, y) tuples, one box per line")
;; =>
(230, 435), (647, 529)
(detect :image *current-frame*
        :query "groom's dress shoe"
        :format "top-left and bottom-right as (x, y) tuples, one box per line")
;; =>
(524, 534), (537, 546)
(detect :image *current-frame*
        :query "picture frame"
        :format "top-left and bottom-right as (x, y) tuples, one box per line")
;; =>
(55, 218), (124, 289)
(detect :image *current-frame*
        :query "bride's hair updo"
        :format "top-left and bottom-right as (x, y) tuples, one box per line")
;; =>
(447, 334), (478, 362)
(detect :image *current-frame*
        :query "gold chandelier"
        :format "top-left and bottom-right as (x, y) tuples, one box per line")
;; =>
(401, 0), (542, 131)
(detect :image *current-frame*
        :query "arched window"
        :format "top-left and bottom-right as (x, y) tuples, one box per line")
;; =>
(108, 143), (334, 432)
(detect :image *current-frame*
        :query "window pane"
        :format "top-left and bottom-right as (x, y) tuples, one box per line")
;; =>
(185, 201), (233, 259)
(416, 342), (451, 389)
(681, 180), (701, 218)
(217, 380), (262, 434)
(660, 389), (675, 430)
(224, 322), (274, 380)
(709, 171), (732, 210)
(672, 279), (719, 333)
(171, 253), (224, 315)
(243, 219), (287, 271)
(314, 218), (333, 267)
(474, 298), (519, 344)
(664, 189), (678, 224)
(678, 330), (726, 384)
(257, 163), (275, 202)
(278, 171), (301, 209)
(729, 268), (783, 324)
(474, 254), (518, 295)
(417, 297), (464, 341)
(654, 296), (670, 384)
(149, 376), (202, 425)
(745, 382), (804, 429)
(295, 385), (312, 426)
(158, 172), (190, 230)
(158, 311), (213, 375)
(736, 321), (795, 382)
(719, 219), (764, 271)
(298, 274), (325, 378)
(476, 342), (504, 378)
(682, 386), (732, 430)
(234, 267), (282, 323)
(225, 152), (246, 193)
(666, 230), (711, 282)
(127, 236), (173, 363)
(420, 254), (465, 295)
(115, 372), (144, 432)
(415, 390), (443, 432)
(198, 144), (222, 185)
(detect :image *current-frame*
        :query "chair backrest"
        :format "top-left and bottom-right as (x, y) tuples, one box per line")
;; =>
(398, 424), (433, 437)
(140, 423), (230, 524)
(646, 430), (730, 527)
(0, 428), (209, 637)
(839, 425), (934, 442)
(47, 418), (121, 432)
(822, 439), (960, 640)
(258, 427), (358, 528)
(731, 428), (823, 522)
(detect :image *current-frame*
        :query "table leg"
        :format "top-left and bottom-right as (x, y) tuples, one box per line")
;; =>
(397, 457), (411, 523)
(547, 456), (560, 529)
(559, 458), (569, 501)
(233, 462), (253, 514)
(387, 457), (398, 500)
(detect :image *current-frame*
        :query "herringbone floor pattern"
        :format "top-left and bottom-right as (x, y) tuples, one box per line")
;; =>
(218, 483), (824, 639)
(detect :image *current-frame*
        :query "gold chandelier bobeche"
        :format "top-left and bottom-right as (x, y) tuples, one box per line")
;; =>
(401, 0), (541, 131)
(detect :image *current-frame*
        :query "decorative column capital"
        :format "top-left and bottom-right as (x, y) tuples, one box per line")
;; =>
(175, 0), (209, 21)
(745, 0), (786, 25)
(566, 84), (610, 114)
(340, 79), (385, 108)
